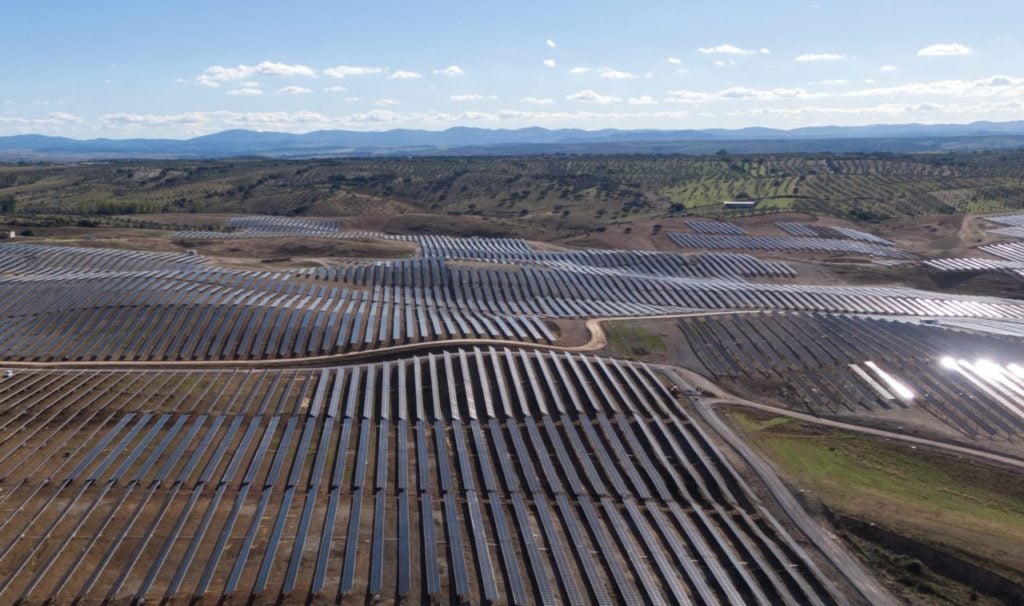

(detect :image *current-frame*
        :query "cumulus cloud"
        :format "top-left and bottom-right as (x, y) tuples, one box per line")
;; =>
(599, 68), (638, 80)
(375, 98), (401, 106)
(713, 60), (736, 67)
(627, 96), (658, 105)
(277, 86), (312, 94)
(841, 74), (1024, 98)
(918, 43), (973, 56)
(568, 66), (591, 74)
(880, 65), (898, 72)
(520, 96), (554, 105)
(697, 44), (757, 55)
(450, 94), (498, 101)
(48, 111), (82, 123)
(196, 61), (317, 87)
(0, 112), (82, 134)
(655, 74), (1024, 107)
(323, 85), (347, 92)
(543, 59), (557, 68)
(33, 96), (1024, 138)
(546, 39), (557, 48)
(795, 53), (848, 62)
(388, 70), (422, 80)
(666, 57), (682, 64)
(226, 87), (263, 96)
(665, 86), (826, 103)
(323, 65), (387, 78)
(99, 112), (215, 130)
(433, 65), (464, 76)
(566, 89), (621, 104)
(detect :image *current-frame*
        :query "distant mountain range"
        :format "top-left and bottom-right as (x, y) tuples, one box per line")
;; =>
(4, 120), (1024, 160)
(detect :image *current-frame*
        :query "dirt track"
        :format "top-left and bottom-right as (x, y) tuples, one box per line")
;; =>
(0, 310), (756, 370)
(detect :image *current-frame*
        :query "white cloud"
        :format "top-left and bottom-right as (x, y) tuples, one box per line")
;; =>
(599, 68), (638, 80)
(627, 96), (658, 105)
(841, 74), (1024, 98)
(99, 112), (214, 129)
(713, 60), (736, 67)
(880, 65), (898, 72)
(543, 59), (557, 68)
(226, 87), (263, 96)
(655, 74), (1024, 107)
(759, 48), (771, 55)
(277, 86), (313, 95)
(323, 65), (387, 78)
(345, 97), (360, 101)
(450, 94), (497, 101)
(666, 86), (826, 103)
(375, 98), (401, 106)
(520, 96), (554, 105)
(388, 70), (422, 80)
(666, 57), (682, 65)
(568, 66), (591, 74)
(46, 112), (82, 123)
(918, 43), (973, 57)
(546, 39), (557, 48)
(0, 112), (84, 134)
(795, 53), (848, 62)
(433, 65), (464, 76)
(196, 61), (317, 87)
(566, 89), (621, 104)
(254, 61), (317, 77)
(323, 85), (347, 92)
(814, 79), (848, 85)
(697, 44), (757, 55)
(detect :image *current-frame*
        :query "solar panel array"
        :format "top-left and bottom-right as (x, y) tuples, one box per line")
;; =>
(925, 257), (1024, 279)
(175, 215), (343, 239)
(988, 226), (1024, 239)
(980, 240), (1024, 263)
(678, 311), (1024, 439)
(775, 222), (894, 245)
(2, 239), (1023, 363)
(684, 219), (746, 235)
(667, 232), (917, 260)
(0, 350), (840, 604)
(985, 213), (1024, 227)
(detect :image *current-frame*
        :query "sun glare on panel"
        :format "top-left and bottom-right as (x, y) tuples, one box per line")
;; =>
(864, 360), (915, 400)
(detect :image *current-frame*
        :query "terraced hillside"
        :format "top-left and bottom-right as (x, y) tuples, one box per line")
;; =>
(5, 151), (1024, 226)
(679, 311), (1024, 442)
(2, 235), (1021, 364)
(0, 353), (848, 604)
(2, 211), (1024, 604)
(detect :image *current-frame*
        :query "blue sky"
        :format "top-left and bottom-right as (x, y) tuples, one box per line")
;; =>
(2, 0), (1023, 138)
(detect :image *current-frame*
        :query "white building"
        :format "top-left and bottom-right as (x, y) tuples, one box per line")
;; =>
(722, 200), (758, 210)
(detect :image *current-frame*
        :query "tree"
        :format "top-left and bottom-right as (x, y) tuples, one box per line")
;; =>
(0, 195), (15, 214)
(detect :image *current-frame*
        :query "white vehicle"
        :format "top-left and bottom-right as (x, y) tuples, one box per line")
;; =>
(2, 370), (12, 379)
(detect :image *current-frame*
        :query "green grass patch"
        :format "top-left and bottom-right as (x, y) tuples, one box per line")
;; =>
(730, 410), (1024, 582)
(604, 321), (667, 361)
